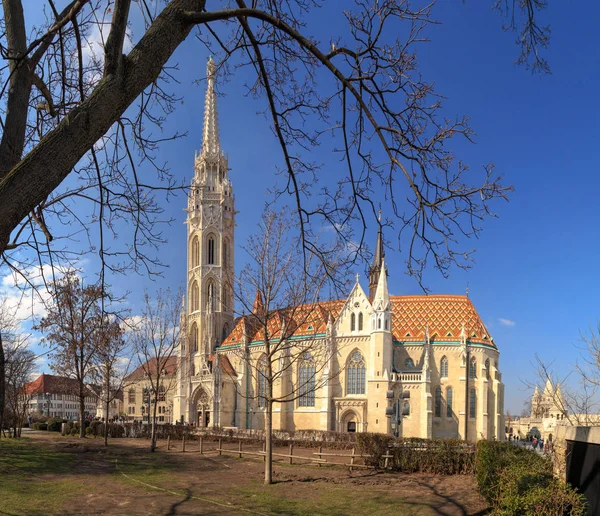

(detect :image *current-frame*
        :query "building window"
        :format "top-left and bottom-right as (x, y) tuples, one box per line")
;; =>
(190, 322), (198, 353)
(128, 389), (136, 404)
(191, 281), (199, 312)
(446, 387), (453, 418)
(192, 236), (200, 268)
(434, 387), (442, 417)
(257, 355), (268, 408)
(469, 388), (476, 418)
(347, 351), (366, 395)
(358, 312), (363, 331)
(298, 353), (316, 407)
(485, 359), (490, 380)
(158, 386), (166, 402)
(440, 356), (448, 378)
(207, 282), (216, 312)
(351, 313), (356, 331)
(405, 358), (414, 369)
(469, 358), (477, 379)
(207, 236), (215, 264)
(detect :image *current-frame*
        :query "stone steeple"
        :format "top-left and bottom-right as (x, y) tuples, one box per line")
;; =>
(369, 215), (385, 299)
(372, 259), (390, 312)
(202, 56), (220, 159)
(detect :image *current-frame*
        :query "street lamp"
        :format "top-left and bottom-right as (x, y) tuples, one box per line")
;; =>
(386, 390), (410, 438)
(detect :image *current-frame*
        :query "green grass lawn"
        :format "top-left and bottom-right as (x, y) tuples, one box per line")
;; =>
(0, 436), (487, 515)
(0, 438), (85, 515)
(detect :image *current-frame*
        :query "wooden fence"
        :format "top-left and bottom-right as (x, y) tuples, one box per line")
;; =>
(164, 436), (381, 470)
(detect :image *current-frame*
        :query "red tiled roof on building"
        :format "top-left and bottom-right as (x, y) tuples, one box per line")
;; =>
(220, 295), (494, 348)
(25, 374), (96, 397)
(125, 356), (178, 382)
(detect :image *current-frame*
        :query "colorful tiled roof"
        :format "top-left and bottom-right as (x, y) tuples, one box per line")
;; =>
(390, 295), (492, 346)
(222, 301), (344, 347)
(219, 295), (493, 349)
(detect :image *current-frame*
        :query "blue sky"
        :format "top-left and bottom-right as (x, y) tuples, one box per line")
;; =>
(4, 1), (600, 414)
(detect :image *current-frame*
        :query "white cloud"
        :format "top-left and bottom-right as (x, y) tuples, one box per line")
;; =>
(499, 318), (516, 327)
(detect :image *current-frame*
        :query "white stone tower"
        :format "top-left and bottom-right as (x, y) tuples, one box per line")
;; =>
(174, 57), (235, 425)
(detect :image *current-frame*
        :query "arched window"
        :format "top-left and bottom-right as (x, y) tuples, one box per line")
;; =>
(405, 358), (415, 369)
(351, 313), (356, 331)
(128, 388), (136, 404)
(298, 353), (316, 407)
(191, 236), (200, 268)
(191, 281), (199, 312)
(206, 282), (216, 311)
(207, 235), (215, 264)
(158, 385), (166, 402)
(440, 356), (448, 378)
(191, 361), (195, 377)
(485, 359), (490, 380)
(257, 355), (268, 408)
(190, 322), (198, 353)
(469, 388), (476, 418)
(378, 317), (381, 329)
(434, 387), (442, 417)
(358, 312), (363, 331)
(469, 357), (477, 379)
(446, 387), (453, 417)
(347, 351), (366, 395)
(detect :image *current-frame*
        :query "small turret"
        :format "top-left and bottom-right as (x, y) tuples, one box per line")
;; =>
(371, 259), (391, 332)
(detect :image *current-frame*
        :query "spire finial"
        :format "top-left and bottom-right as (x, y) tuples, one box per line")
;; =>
(202, 56), (220, 159)
(466, 282), (469, 298)
(355, 273), (360, 284)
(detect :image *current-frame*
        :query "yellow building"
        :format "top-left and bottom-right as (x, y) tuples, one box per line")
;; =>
(173, 58), (504, 441)
(124, 357), (178, 424)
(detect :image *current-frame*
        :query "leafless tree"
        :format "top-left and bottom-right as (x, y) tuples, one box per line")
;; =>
(229, 209), (343, 485)
(0, 296), (20, 436)
(36, 271), (111, 437)
(90, 315), (129, 446)
(523, 354), (599, 426)
(4, 339), (35, 438)
(131, 288), (181, 452)
(0, 0), (552, 294)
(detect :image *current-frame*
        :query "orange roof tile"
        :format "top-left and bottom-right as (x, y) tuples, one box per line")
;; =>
(219, 295), (493, 349)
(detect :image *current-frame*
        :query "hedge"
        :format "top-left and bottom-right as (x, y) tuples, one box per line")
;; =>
(355, 433), (475, 474)
(475, 441), (586, 515)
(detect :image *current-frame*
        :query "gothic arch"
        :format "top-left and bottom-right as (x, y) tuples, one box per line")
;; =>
(190, 322), (198, 353)
(222, 237), (230, 267)
(191, 235), (200, 268)
(340, 408), (361, 433)
(346, 349), (366, 395)
(205, 279), (217, 312)
(191, 281), (200, 312)
(206, 232), (218, 265)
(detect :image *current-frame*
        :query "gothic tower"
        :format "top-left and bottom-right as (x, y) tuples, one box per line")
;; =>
(369, 220), (385, 300)
(174, 57), (235, 425)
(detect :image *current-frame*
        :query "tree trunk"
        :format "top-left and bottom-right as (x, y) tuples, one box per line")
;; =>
(0, 333), (5, 440)
(79, 385), (86, 438)
(150, 393), (158, 452)
(265, 401), (273, 484)
(104, 397), (110, 446)
(104, 373), (110, 446)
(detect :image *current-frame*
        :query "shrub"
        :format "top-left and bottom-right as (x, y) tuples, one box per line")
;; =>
(69, 428), (78, 436)
(475, 441), (550, 502)
(356, 433), (394, 468)
(37, 423), (48, 431)
(85, 427), (94, 437)
(475, 441), (586, 515)
(47, 418), (65, 432)
(494, 461), (586, 515)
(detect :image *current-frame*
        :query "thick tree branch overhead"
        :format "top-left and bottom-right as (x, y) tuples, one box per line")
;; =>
(0, 1), (548, 287)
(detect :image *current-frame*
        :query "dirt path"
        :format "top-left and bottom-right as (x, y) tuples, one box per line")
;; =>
(3, 432), (489, 515)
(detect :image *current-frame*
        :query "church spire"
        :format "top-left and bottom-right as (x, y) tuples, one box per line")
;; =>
(202, 56), (220, 159)
(373, 259), (390, 312)
(369, 213), (385, 299)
